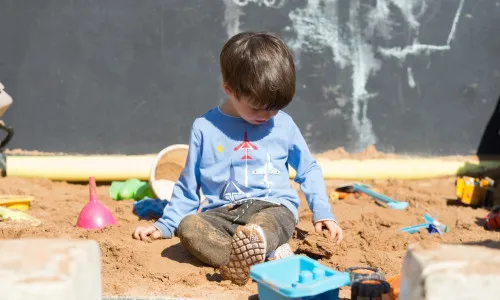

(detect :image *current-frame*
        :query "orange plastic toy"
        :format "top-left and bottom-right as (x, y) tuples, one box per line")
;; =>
(387, 274), (401, 300)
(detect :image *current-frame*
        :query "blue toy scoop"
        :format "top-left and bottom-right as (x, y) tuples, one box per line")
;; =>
(336, 183), (409, 210)
(400, 213), (448, 235)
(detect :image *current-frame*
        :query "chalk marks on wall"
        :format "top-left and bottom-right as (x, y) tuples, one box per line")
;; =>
(232, 0), (285, 8)
(407, 67), (416, 89)
(378, 0), (466, 60)
(221, 0), (465, 152)
(222, 0), (244, 38)
(287, 0), (466, 151)
(285, 0), (380, 150)
(223, 0), (285, 37)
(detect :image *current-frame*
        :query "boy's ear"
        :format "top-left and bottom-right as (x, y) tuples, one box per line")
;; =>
(222, 81), (233, 96)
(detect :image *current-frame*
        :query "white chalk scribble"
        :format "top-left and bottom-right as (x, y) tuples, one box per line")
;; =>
(223, 0), (244, 38)
(407, 67), (416, 89)
(231, 0), (285, 7)
(378, 0), (465, 60)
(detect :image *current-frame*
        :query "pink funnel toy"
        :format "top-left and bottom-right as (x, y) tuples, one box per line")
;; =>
(77, 177), (116, 229)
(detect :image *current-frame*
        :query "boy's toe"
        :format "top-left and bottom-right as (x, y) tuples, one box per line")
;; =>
(219, 224), (266, 286)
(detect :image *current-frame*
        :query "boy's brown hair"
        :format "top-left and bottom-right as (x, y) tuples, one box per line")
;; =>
(220, 31), (296, 111)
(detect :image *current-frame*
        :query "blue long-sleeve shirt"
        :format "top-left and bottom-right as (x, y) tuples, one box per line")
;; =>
(154, 106), (336, 238)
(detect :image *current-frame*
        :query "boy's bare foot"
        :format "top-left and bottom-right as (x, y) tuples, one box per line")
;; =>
(219, 224), (266, 286)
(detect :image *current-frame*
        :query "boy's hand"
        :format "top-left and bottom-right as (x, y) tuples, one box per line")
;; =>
(314, 220), (343, 245)
(133, 225), (162, 242)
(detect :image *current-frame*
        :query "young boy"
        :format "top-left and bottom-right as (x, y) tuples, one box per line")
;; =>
(133, 31), (343, 286)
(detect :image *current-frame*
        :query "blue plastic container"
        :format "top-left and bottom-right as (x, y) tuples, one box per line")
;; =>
(249, 255), (350, 300)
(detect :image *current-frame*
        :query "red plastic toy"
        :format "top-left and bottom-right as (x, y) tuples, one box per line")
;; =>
(484, 205), (500, 230)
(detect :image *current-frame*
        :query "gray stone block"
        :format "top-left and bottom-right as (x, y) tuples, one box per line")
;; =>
(400, 242), (500, 299)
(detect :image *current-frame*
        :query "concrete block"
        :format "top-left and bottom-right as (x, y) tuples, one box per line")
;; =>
(400, 242), (500, 300)
(0, 239), (101, 300)
(102, 296), (194, 300)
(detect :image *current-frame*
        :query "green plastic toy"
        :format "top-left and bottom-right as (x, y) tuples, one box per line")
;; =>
(109, 179), (155, 200)
(135, 182), (155, 200)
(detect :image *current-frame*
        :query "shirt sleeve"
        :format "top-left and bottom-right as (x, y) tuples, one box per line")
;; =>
(287, 120), (336, 223)
(154, 123), (202, 238)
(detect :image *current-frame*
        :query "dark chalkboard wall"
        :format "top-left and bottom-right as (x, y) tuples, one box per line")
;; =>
(1, 0), (499, 155)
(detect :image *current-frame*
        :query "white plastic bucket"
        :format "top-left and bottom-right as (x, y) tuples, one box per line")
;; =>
(149, 144), (189, 200)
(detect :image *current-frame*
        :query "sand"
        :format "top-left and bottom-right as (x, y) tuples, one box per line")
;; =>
(0, 147), (499, 299)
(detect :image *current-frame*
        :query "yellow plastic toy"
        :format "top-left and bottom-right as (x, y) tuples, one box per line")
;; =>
(455, 176), (494, 206)
(0, 195), (33, 211)
(0, 206), (41, 226)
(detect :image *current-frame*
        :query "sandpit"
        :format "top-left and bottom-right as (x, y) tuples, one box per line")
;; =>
(0, 149), (498, 299)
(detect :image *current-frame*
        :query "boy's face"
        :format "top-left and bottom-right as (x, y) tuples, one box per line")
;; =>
(223, 82), (278, 125)
(231, 95), (278, 125)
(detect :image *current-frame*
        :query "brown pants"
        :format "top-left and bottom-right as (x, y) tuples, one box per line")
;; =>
(177, 200), (296, 267)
